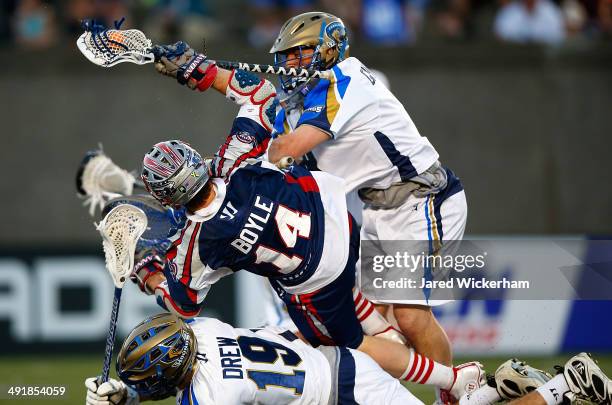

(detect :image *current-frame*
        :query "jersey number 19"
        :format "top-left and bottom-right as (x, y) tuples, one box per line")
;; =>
(238, 336), (305, 395)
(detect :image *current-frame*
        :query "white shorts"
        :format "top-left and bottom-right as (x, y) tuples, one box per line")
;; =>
(350, 348), (424, 405)
(359, 188), (467, 306)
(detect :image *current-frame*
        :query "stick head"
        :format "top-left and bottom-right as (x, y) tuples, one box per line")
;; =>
(97, 204), (148, 288)
(77, 28), (154, 67)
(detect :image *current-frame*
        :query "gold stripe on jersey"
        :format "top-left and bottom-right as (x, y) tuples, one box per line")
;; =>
(428, 195), (442, 252)
(326, 71), (340, 125)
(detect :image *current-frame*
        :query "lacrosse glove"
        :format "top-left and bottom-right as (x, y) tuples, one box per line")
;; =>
(152, 41), (218, 92)
(85, 377), (139, 405)
(131, 246), (166, 295)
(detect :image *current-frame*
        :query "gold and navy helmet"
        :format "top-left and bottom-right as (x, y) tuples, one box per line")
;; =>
(270, 12), (349, 91)
(116, 313), (198, 400)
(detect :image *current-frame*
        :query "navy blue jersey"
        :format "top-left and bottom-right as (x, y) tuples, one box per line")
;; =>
(198, 163), (325, 284)
(151, 70), (338, 316)
(155, 163), (330, 317)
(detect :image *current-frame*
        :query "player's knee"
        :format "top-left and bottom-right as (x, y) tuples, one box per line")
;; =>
(393, 305), (435, 338)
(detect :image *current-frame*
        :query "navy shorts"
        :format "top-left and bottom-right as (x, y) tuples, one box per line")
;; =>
(272, 214), (364, 349)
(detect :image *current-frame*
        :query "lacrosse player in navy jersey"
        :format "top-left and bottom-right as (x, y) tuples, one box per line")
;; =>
(113, 47), (487, 397)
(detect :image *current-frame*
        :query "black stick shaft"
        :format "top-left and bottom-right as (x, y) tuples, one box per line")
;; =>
(101, 286), (122, 382)
(213, 60), (331, 79)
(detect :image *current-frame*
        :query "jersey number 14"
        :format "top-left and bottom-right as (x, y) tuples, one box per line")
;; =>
(255, 205), (311, 274)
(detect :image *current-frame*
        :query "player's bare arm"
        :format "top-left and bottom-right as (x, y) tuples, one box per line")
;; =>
(268, 123), (330, 163)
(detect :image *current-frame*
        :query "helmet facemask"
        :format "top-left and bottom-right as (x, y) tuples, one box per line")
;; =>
(273, 46), (322, 94)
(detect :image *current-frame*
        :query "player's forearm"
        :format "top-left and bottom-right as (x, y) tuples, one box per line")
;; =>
(268, 125), (330, 163)
(268, 135), (296, 163)
(211, 68), (232, 95)
(145, 272), (166, 292)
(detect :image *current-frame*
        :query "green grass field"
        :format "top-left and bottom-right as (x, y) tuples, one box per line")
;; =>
(1, 355), (611, 404)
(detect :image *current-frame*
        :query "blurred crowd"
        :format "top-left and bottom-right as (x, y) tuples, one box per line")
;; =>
(250, 0), (611, 45)
(0, 0), (610, 51)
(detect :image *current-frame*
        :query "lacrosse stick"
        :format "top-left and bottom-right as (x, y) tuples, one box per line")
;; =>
(76, 19), (332, 79)
(96, 204), (148, 383)
(102, 194), (184, 253)
(76, 148), (139, 216)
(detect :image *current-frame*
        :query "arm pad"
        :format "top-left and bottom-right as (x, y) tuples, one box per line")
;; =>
(226, 69), (278, 131)
(154, 281), (202, 318)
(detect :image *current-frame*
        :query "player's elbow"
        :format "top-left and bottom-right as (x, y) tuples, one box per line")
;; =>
(154, 285), (202, 318)
(269, 136), (298, 163)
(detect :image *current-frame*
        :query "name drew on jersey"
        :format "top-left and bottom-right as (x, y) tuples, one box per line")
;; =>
(217, 336), (244, 379)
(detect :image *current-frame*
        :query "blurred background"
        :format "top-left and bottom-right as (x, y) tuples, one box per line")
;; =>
(0, 0), (611, 404)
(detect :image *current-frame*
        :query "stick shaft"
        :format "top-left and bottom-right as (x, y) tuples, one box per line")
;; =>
(212, 60), (331, 79)
(101, 286), (123, 382)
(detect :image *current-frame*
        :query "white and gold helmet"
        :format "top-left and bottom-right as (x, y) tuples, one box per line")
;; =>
(116, 313), (198, 400)
(270, 11), (349, 91)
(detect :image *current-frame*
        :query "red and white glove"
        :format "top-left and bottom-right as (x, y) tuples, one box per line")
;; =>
(85, 377), (139, 405)
(152, 41), (218, 92)
(130, 253), (165, 295)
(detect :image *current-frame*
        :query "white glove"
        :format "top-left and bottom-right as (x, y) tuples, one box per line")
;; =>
(85, 377), (139, 405)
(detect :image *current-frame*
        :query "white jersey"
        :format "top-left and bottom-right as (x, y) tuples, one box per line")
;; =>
(176, 317), (332, 405)
(176, 317), (423, 405)
(272, 57), (440, 194)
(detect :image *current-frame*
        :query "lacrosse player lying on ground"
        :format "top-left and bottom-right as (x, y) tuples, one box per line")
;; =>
(77, 61), (485, 396)
(85, 313), (612, 405)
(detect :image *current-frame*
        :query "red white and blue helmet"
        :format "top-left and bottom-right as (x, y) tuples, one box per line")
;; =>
(141, 140), (210, 207)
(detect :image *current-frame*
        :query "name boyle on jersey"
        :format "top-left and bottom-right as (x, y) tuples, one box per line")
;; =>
(230, 195), (275, 254)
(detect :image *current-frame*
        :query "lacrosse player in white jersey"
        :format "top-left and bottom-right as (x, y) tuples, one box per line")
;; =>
(264, 11), (467, 398)
(84, 313), (612, 405)
(85, 312), (423, 405)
